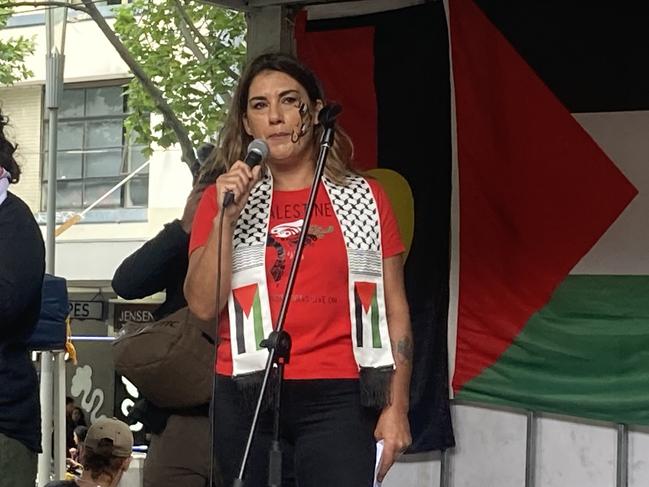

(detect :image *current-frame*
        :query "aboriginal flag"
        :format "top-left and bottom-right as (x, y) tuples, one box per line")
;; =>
(296, 2), (456, 452)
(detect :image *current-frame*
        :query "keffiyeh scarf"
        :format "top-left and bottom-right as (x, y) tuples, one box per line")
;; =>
(227, 172), (395, 408)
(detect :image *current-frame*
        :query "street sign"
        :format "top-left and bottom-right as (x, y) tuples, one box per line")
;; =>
(69, 300), (105, 320)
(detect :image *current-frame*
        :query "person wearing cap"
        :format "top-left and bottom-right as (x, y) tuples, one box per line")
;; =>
(45, 417), (134, 487)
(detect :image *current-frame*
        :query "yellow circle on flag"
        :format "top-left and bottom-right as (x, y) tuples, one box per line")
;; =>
(365, 168), (415, 261)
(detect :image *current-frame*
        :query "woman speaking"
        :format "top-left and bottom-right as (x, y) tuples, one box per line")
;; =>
(185, 52), (412, 487)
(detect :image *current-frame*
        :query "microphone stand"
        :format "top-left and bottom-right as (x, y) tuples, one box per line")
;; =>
(233, 105), (342, 487)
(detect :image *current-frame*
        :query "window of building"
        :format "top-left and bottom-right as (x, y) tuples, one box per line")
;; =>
(41, 85), (148, 211)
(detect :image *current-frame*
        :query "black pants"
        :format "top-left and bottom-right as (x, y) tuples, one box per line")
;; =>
(143, 414), (211, 487)
(213, 375), (379, 487)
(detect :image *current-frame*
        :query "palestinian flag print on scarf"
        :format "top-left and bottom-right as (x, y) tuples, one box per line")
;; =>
(354, 281), (382, 349)
(233, 283), (264, 355)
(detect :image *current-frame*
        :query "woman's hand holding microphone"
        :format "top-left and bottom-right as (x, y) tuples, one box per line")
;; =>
(215, 139), (268, 221)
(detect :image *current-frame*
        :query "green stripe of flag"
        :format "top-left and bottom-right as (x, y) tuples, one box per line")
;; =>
(457, 275), (649, 425)
(371, 294), (381, 348)
(253, 289), (264, 350)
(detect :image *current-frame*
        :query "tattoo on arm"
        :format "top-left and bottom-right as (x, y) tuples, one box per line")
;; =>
(395, 336), (413, 365)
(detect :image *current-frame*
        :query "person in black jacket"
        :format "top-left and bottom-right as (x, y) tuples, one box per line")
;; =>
(111, 144), (213, 487)
(0, 109), (46, 486)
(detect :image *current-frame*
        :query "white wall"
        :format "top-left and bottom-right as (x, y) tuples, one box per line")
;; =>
(0, 13), (130, 84)
(379, 403), (649, 487)
(0, 85), (43, 209)
(2, 12), (194, 283)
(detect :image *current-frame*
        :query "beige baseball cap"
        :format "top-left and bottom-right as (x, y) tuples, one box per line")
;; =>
(84, 417), (133, 458)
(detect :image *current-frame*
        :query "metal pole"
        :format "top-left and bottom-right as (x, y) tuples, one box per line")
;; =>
(616, 424), (628, 487)
(440, 448), (452, 487)
(54, 353), (67, 480)
(55, 158), (152, 237)
(525, 411), (537, 487)
(37, 352), (53, 486)
(39, 48), (65, 487)
(45, 51), (62, 275)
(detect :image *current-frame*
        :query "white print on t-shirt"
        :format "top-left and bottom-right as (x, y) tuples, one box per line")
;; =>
(271, 219), (304, 238)
(267, 220), (334, 282)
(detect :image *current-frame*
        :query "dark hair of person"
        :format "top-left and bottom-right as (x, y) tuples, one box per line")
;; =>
(0, 110), (21, 183)
(66, 396), (74, 405)
(72, 406), (87, 426)
(199, 52), (356, 185)
(74, 425), (88, 443)
(82, 439), (126, 482)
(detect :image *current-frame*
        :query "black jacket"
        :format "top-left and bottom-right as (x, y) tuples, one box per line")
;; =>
(112, 219), (189, 320)
(0, 192), (45, 452)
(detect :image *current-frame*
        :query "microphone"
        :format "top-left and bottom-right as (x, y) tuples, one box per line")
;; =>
(243, 138), (269, 168)
(223, 139), (269, 207)
(317, 103), (342, 129)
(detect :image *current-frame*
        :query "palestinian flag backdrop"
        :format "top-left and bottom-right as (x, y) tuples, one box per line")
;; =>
(296, 2), (455, 452)
(449, 0), (649, 425)
(298, 0), (649, 447)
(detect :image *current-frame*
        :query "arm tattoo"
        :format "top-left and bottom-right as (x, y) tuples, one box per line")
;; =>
(396, 336), (413, 365)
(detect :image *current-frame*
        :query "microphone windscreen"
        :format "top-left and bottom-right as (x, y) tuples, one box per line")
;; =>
(318, 103), (342, 127)
(245, 139), (269, 167)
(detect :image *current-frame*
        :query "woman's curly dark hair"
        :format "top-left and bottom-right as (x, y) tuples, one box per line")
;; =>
(0, 109), (21, 183)
(82, 438), (127, 482)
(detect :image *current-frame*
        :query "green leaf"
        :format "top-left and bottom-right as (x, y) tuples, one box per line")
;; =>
(0, 9), (36, 87)
(112, 0), (245, 150)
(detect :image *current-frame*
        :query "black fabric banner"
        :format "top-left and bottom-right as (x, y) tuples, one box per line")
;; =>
(299, 2), (455, 452)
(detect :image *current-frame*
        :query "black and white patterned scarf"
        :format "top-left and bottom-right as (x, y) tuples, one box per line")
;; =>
(227, 171), (395, 407)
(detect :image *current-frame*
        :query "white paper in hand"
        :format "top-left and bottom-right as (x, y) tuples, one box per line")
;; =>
(374, 440), (384, 487)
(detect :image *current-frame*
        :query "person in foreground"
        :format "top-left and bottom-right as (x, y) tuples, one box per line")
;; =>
(185, 52), (413, 486)
(45, 417), (134, 487)
(0, 109), (45, 487)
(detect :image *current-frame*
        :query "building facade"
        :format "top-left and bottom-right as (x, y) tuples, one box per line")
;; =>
(1, 4), (193, 426)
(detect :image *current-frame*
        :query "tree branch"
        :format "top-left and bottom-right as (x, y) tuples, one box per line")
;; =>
(173, 0), (239, 82)
(215, 48), (240, 81)
(174, 0), (239, 81)
(196, 0), (248, 11)
(79, 0), (198, 169)
(176, 12), (207, 62)
(172, 0), (210, 51)
(0, 1), (88, 13)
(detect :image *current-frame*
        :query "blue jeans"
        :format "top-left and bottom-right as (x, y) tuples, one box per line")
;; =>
(213, 376), (379, 487)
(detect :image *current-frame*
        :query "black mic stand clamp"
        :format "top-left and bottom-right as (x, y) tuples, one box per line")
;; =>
(233, 104), (342, 487)
(259, 330), (291, 487)
(259, 331), (292, 365)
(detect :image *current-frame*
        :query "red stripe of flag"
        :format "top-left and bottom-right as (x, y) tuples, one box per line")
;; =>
(296, 10), (378, 170)
(450, 0), (638, 391)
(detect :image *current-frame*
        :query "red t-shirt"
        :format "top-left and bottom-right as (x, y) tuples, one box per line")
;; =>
(189, 177), (404, 379)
